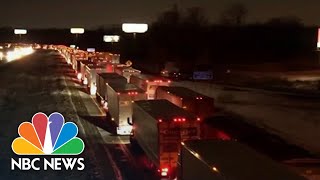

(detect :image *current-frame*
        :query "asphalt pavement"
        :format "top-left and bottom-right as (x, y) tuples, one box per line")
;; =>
(0, 50), (158, 180)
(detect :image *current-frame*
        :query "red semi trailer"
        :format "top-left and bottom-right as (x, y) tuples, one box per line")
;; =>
(130, 100), (201, 179)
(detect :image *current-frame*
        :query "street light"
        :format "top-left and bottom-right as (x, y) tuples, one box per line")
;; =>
(103, 35), (120, 52)
(87, 48), (95, 53)
(103, 35), (120, 43)
(70, 28), (85, 47)
(14, 29), (27, 41)
(122, 23), (148, 60)
(14, 29), (27, 35)
(122, 23), (148, 38)
(70, 28), (84, 34)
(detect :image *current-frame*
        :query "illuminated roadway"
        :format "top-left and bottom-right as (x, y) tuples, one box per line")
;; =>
(0, 50), (157, 180)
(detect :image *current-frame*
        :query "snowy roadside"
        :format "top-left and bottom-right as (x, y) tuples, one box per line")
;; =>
(174, 81), (320, 154)
(0, 51), (108, 179)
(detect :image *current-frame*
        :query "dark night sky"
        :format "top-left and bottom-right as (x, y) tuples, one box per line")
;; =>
(0, 0), (319, 29)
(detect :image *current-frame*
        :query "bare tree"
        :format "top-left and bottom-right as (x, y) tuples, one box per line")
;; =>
(266, 16), (303, 27)
(154, 4), (180, 26)
(184, 7), (208, 26)
(220, 3), (248, 26)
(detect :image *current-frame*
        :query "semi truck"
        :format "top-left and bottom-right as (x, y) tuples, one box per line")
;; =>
(107, 83), (146, 135)
(73, 50), (88, 61)
(79, 61), (96, 82)
(96, 73), (127, 107)
(155, 86), (214, 119)
(83, 64), (110, 95)
(203, 116), (320, 179)
(110, 53), (120, 64)
(70, 50), (88, 69)
(130, 74), (171, 99)
(130, 99), (201, 179)
(115, 66), (141, 82)
(177, 140), (307, 180)
(80, 61), (112, 82)
(71, 58), (85, 74)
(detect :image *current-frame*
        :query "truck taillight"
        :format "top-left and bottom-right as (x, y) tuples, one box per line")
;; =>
(128, 92), (138, 95)
(168, 80), (171, 83)
(197, 118), (201, 121)
(158, 119), (162, 123)
(174, 118), (186, 122)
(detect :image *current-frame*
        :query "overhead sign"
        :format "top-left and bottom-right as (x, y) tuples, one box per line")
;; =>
(193, 71), (213, 80)
(122, 23), (148, 33)
(14, 29), (27, 35)
(87, 48), (95, 53)
(103, 35), (120, 42)
(70, 28), (85, 34)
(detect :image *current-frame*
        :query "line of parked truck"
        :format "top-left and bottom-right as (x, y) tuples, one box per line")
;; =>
(55, 45), (318, 180)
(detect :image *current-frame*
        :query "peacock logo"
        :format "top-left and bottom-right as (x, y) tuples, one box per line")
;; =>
(12, 112), (85, 155)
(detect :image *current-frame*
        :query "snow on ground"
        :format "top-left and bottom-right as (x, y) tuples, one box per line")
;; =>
(0, 51), (106, 179)
(174, 81), (320, 154)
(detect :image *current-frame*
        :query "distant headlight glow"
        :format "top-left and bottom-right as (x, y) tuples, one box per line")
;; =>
(6, 47), (35, 62)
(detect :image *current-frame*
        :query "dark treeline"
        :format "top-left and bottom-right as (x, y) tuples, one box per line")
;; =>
(142, 4), (318, 72)
(0, 4), (319, 72)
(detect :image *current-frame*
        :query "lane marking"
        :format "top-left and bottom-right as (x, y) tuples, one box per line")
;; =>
(117, 136), (139, 168)
(77, 86), (123, 179)
(59, 57), (121, 179)
(59, 61), (123, 180)
(60, 75), (86, 136)
(89, 95), (106, 116)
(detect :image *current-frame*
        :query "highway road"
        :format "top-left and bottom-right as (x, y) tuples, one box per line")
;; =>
(1, 49), (318, 179)
(0, 50), (157, 180)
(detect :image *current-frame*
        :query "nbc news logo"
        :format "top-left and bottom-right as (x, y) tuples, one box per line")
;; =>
(11, 112), (85, 171)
